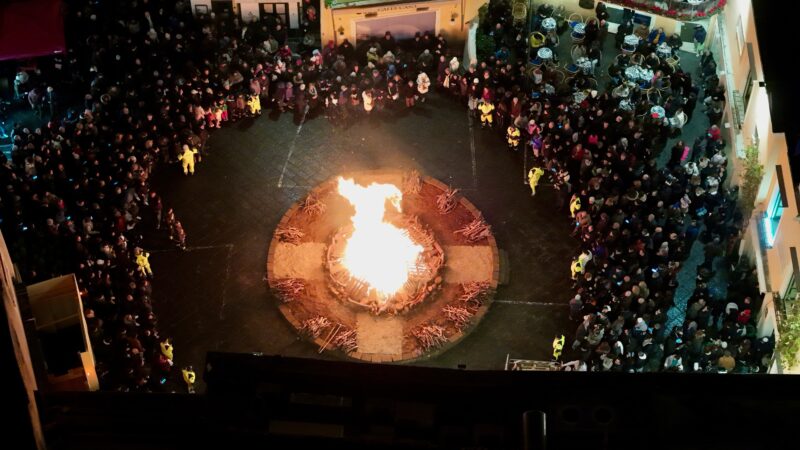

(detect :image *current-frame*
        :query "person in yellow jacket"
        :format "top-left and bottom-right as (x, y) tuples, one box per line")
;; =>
(552, 335), (565, 360)
(247, 94), (261, 115)
(160, 339), (174, 361)
(570, 258), (583, 279)
(182, 366), (196, 393)
(506, 124), (521, 150)
(571, 250), (592, 279)
(569, 195), (582, 218)
(177, 144), (198, 175)
(134, 247), (152, 277)
(478, 99), (494, 128)
(527, 166), (545, 196)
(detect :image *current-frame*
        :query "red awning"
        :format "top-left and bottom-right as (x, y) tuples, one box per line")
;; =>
(0, 0), (65, 62)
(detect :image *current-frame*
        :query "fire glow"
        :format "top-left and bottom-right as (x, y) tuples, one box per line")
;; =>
(336, 177), (423, 298)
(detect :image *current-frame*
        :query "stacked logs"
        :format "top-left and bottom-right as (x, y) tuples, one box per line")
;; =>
(436, 187), (459, 214)
(455, 217), (492, 243)
(273, 278), (305, 303)
(300, 316), (331, 338)
(442, 305), (474, 329)
(275, 225), (304, 244)
(460, 281), (492, 310)
(412, 323), (448, 351)
(300, 193), (326, 217)
(331, 327), (358, 353)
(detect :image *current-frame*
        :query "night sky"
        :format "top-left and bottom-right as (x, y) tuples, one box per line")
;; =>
(752, 0), (800, 179)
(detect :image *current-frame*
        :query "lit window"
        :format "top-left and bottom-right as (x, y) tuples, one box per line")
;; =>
(764, 190), (784, 247)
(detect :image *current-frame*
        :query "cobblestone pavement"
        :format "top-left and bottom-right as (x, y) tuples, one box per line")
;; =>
(148, 94), (577, 376)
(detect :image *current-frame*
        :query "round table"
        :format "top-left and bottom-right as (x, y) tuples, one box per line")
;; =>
(542, 17), (557, 33)
(537, 47), (553, 62)
(576, 57), (593, 75)
(573, 90), (588, 104)
(622, 34), (639, 52)
(650, 105), (666, 119)
(656, 42), (672, 59)
(625, 65), (654, 84)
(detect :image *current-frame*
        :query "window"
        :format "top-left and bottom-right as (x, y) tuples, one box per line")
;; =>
(764, 189), (784, 247)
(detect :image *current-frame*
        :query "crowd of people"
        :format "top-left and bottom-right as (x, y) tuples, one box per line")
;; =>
(2, 0), (215, 391)
(2, 0), (772, 388)
(518, 2), (771, 372)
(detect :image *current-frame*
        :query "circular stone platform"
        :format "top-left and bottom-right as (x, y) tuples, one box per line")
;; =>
(266, 170), (500, 362)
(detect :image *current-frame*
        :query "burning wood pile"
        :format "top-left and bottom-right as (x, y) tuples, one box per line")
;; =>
(275, 225), (304, 244)
(436, 187), (459, 214)
(300, 316), (332, 338)
(273, 278), (305, 303)
(326, 216), (444, 316)
(300, 193), (326, 217)
(412, 323), (448, 351)
(455, 216), (492, 243)
(402, 170), (422, 195)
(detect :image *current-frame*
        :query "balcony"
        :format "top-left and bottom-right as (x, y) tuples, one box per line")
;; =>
(605, 0), (727, 21)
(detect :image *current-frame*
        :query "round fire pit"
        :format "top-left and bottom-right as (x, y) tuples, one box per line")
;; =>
(266, 170), (499, 363)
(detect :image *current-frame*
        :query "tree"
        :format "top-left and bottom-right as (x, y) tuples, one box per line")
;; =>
(739, 145), (764, 221)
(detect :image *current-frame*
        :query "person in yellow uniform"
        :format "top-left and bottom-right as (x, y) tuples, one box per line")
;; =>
(527, 166), (545, 196)
(478, 99), (494, 128)
(182, 366), (196, 393)
(506, 124), (521, 150)
(569, 195), (582, 218)
(135, 247), (152, 277)
(160, 339), (174, 361)
(570, 250), (592, 279)
(570, 258), (583, 279)
(247, 94), (261, 116)
(177, 144), (198, 175)
(552, 335), (565, 360)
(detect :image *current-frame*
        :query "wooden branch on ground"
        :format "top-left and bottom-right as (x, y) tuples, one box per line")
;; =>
(412, 323), (448, 351)
(436, 187), (459, 214)
(300, 193), (326, 217)
(300, 316), (331, 338)
(460, 282), (492, 310)
(331, 326), (358, 353)
(273, 278), (305, 303)
(442, 305), (475, 329)
(455, 217), (492, 243)
(275, 225), (304, 244)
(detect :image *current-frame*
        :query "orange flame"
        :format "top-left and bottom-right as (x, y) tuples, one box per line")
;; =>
(336, 177), (423, 298)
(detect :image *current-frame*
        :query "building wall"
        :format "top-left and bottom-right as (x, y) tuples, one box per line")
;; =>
(190, 1), (303, 28)
(321, 0), (486, 47)
(236, 0), (303, 28)
(0, 232), (45, 449)
(550, 0), (689, 36)
(718, 0), (800, 372)
(189, 0), (213, 14)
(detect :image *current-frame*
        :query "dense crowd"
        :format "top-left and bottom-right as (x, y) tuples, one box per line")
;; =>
(2, 0), (772, 389)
